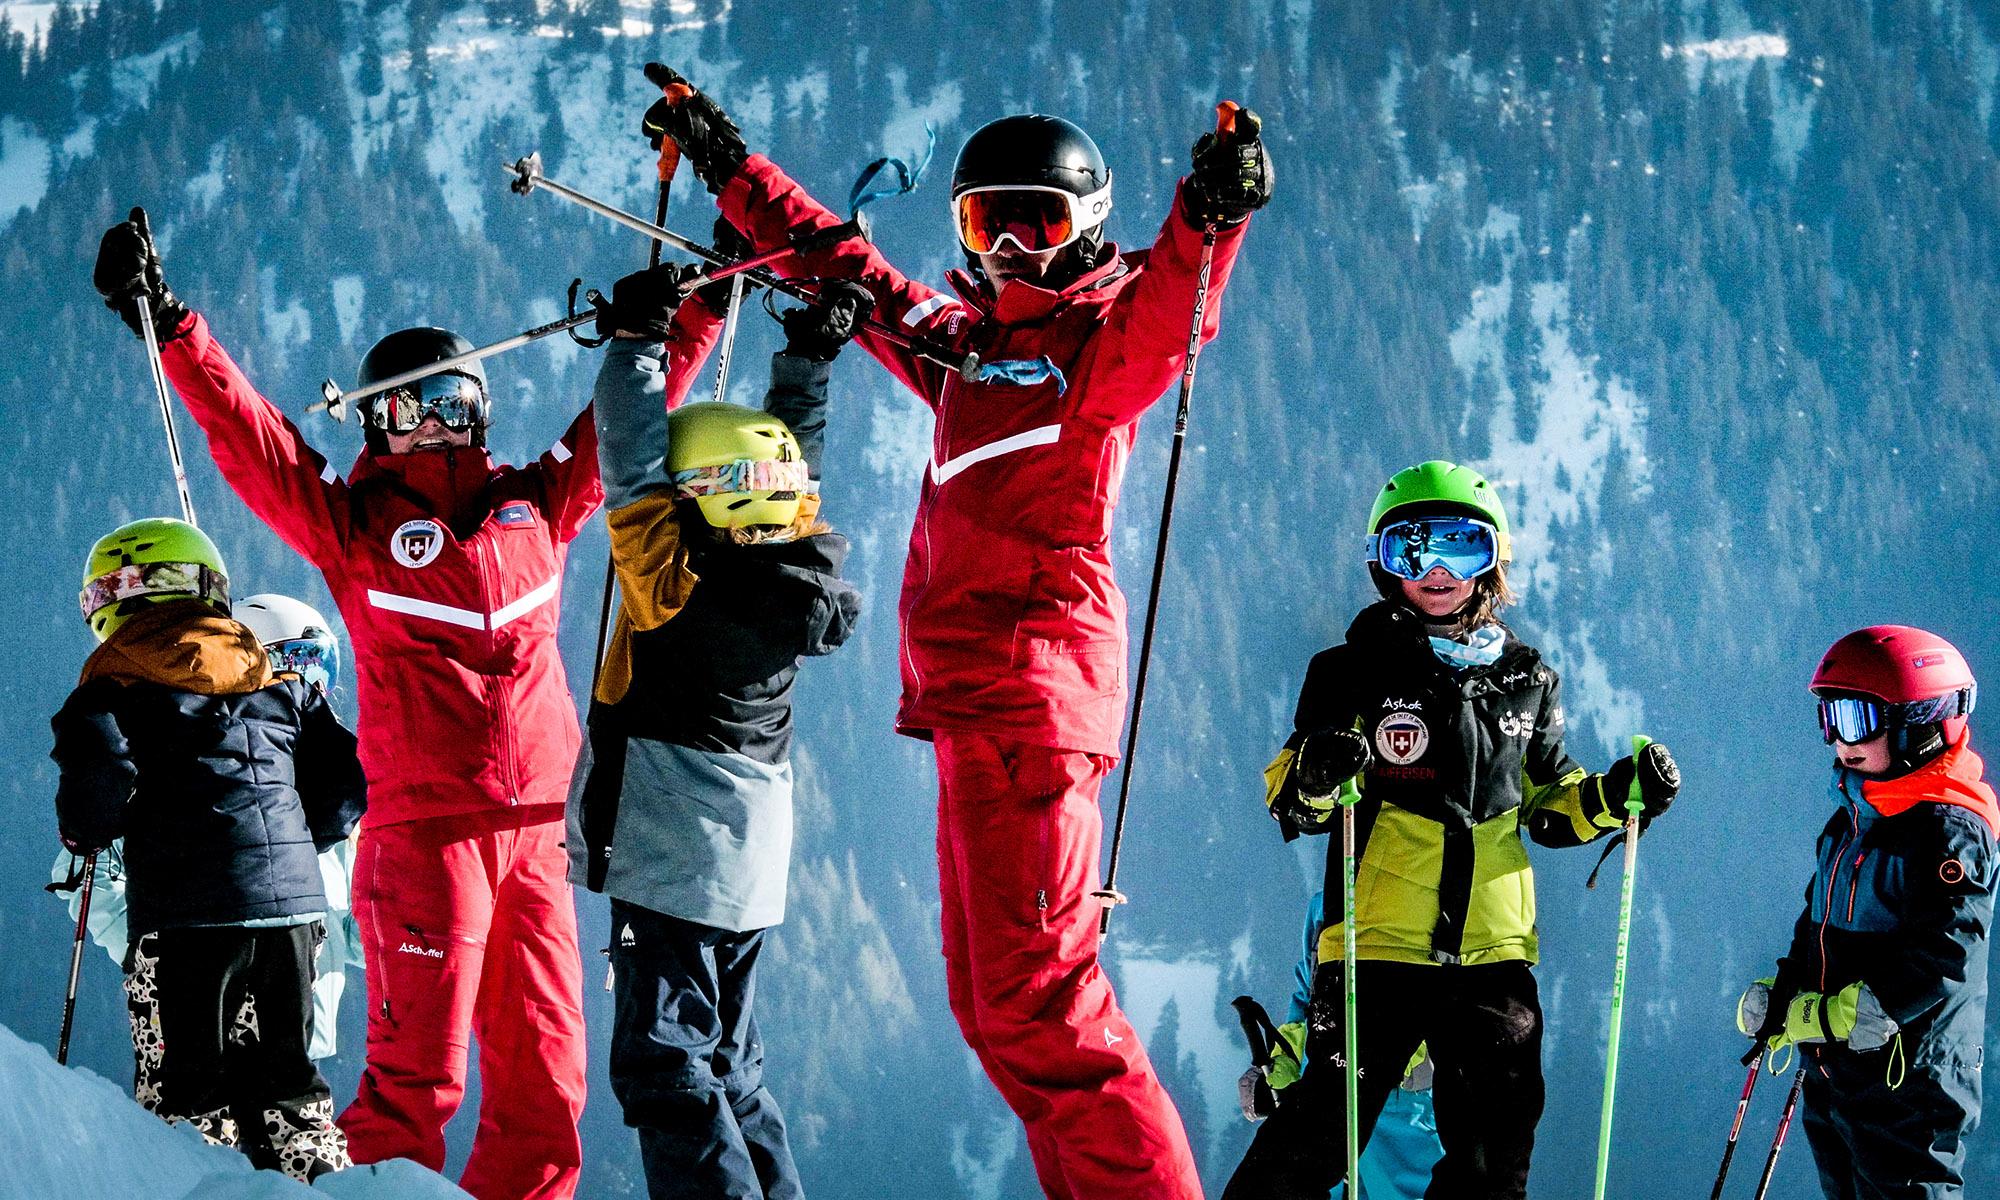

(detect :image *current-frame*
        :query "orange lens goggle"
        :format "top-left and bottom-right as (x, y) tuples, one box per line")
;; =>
(953, 183), (1110, 255)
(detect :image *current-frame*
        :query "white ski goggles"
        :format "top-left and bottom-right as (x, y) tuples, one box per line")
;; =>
(671, 458), (810, 499)
(953, 179), (1112, 255)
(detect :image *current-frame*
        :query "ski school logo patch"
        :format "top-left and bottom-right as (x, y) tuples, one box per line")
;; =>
(391, 519), (444, 568)
(1375, 711), (1430, 765)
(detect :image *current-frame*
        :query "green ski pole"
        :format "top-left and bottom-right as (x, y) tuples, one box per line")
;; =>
(1339, 774), (1361, 1200)
(1592, 733), (1652, 1200)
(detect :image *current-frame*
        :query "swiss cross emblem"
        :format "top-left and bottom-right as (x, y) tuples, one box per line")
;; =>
(1376, 712), (1430, 765)
(391, 519), (444, 569)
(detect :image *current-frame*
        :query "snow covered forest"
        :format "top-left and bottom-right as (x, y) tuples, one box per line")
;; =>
(0, 0), (1997, 1196)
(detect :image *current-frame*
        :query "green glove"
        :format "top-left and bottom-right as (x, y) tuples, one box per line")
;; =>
(1267, 1020), (1307, 1092)
(1768, 982), (1898, 1052)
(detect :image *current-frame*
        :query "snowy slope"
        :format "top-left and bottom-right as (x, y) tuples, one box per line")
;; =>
(0, 1021), (469, 1200)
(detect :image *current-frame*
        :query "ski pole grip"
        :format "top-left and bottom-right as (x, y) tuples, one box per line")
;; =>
(1214, 100), (1240, 138)
(1626, 734), (1653, 817)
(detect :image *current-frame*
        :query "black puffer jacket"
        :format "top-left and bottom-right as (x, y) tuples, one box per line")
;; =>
(52, 602), (366, 935)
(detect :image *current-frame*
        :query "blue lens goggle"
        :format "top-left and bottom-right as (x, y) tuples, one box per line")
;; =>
(1817, 685), (1976, 745)
(267, 635), (339, 694)
(1366, 516), (1500, 582)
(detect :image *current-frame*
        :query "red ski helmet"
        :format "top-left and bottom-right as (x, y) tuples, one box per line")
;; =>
(1811, 625), (1977, 764)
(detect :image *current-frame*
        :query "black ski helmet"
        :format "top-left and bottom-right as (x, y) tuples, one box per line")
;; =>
(951, 114), (1112, 278)
(355, 327), (489, 452)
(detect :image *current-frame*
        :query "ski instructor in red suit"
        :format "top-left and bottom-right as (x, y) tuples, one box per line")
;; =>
(646, 69), (1272, 1199)
(91, 210), (720, 1200)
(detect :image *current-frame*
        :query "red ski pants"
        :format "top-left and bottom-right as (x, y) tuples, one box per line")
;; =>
(933, 731), (1204, 1200)
(340, 806), (587, 1200)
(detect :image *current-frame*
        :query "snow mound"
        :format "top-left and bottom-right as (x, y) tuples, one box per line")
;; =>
(0, 1021), (468, 1200)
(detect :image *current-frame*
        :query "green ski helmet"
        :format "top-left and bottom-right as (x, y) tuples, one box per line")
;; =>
(79, 517), (230, 642)
(1366, 459), (1513, 563)
(667, 402), (810, 530)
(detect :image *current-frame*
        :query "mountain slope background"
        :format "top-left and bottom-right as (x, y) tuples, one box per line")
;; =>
(0, 1), (1996, 1196)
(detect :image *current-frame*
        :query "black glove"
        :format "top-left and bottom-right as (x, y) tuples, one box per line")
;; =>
(780, 280), (875, 363)
(641, 64), (748, 195)
(598, 263), (698, 341)
(694, 218), (759, 313)
(1295, 728), (1372, 799)
(93, 206), (191, 343)
(1598, 742), (1680, 821)
(1185, 107), (1273, 227)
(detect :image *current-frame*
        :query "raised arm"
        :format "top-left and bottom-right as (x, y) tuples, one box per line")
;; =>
(1074, 108), (1271, 426)
(641, 68), (953, 405)
(94, 211), (346, 564)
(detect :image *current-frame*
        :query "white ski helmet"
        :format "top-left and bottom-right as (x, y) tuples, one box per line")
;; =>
(233, 593), (341, 694)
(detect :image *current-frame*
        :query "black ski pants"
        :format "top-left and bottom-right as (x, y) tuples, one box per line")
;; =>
(1223, 959), (1544, 1200)
(123, 921), (348, 1181)
(1802, 1041), (1983, 1200)
(608, 900), (803, 1200)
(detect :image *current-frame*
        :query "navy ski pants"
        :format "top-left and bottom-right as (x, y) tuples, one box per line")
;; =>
(608, 900), (802, 1200)
(1802, 1042), (1983, 1200)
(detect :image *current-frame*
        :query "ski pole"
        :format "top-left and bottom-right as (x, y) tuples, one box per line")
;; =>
(1752, 1066), (1808, 1200)
(1710, 1051), (1765, 1199)
(1591, 732), (1653, 1200)
(1094, 100), (1242, 936)
(120, 210), (198, 526)
(502, 152), (979, 377)
(590, 70), (686, 704)
(708, 272), (749, 404)
(56, 851), (98, 1065)
(1338, 774), (1362, 1200)
(311, 298), (606, 421)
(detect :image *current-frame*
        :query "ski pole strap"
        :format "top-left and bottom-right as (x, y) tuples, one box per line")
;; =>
(1230, 996), (1283, 1068)
(848, 122), (936, 215)
(1585, 830), (1627, 889)
(1428, 824), (1475, 963)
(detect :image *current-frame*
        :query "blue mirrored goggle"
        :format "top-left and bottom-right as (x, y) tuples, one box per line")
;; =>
(266, 634), (339, 694)
(365, 373), (488, 434)
(1366, 516), (1500, 582)
(1818, 685), (1977, 745)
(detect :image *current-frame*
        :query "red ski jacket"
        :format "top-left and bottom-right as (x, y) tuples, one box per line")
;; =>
(160, 311), (714, 826)
(722, 155), (1247, 755)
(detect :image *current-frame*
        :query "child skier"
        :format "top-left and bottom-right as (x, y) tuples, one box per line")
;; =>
(92, 207), (719, 1199)
(643, 65), (1272, 1199)
(1223, 460), (1680, 1199)
(50, 590), (360, 1062)
(53, 519), (365, 1182)
(1736, 625), (1992, 1199)
(568, 268), (863, 1198)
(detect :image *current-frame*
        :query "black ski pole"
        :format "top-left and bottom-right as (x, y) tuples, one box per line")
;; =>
(56, 851), (98, 1065)
(1751, 1065), (1807, 1200)
(1711, 1051), (1764, 1199)
(1094, 101), (1242, 937)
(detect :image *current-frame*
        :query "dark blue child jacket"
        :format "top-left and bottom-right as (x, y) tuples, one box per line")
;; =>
(1778, 742), (1997, 1079)
(52, 601), (367, 936)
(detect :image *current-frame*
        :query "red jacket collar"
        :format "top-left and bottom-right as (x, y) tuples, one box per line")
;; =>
(1860, 739), (2000, 834)
(945, 243), (1137, 325)
(349, 446), (498, 529)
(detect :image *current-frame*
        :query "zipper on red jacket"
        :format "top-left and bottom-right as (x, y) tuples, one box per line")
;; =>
(902, 376), (952, 709)
(470, 532), (520, 800)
